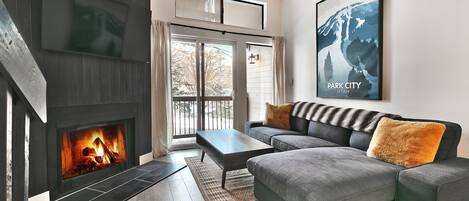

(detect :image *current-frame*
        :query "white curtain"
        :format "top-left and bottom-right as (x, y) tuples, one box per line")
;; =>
(151, 20), (172, 158)
(273, 36), (287, 104)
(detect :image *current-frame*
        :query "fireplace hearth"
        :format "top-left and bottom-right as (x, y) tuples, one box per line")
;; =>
(61, 123), (128, 180)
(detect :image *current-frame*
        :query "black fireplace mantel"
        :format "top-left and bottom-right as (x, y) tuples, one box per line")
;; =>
(46, 103), (140, 199)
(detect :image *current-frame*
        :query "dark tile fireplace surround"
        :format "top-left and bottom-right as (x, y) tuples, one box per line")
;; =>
(47, 103), (141, 199)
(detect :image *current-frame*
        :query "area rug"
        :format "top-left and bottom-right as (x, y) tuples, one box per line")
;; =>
(185, 156), (256, 201)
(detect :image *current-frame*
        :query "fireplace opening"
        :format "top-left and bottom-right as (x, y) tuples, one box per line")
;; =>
(61, 123), (127, 179)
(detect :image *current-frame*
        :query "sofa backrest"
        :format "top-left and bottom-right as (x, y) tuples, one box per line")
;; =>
(299, 117), (462, 160)
(290, 102), (462, 160)
(349, 131), (373, 151)
(305, 121), (373, 150)
(291, 102), (400, 133)
(290, 117), (309, 134)
(308, 121), (352, 146)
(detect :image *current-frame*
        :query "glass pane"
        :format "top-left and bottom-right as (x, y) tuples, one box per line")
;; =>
(170, 40), (198, 137)
(204, 43), (233, 130)
(204, 43), (233, 97)
(176, 0), (221, 23)
(224, 0), (263, 30)
(171, 40), (197, 97)
(247, 45), (273, 121)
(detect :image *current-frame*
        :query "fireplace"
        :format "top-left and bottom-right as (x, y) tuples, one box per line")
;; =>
(54, 119), (135, 198)
(61, 122), (128, 180)
(47, 104), (142, 199)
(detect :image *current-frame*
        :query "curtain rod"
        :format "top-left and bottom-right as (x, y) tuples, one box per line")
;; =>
(170, 23), (273, 39)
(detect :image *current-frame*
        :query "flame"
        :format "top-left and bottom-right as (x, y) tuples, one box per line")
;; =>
(61, 124), (127, 179)
(85, 129), (112, 164)
(113, 140), (118, 153)
(91, 130), (104, 146)
(96, 143), (104, 157)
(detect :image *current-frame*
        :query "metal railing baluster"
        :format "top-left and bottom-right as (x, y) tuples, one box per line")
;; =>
(171, 96), (233, 138)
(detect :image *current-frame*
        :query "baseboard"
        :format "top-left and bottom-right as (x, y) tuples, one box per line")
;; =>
(29, 191), (50, 201)
(139, 152), (153, 165)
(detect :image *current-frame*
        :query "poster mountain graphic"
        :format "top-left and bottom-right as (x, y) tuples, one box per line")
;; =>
(317, 0), (380, 99)
(324, 52), (333, 82)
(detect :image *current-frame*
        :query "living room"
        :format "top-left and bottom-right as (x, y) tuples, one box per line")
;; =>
(1, 0), (468, 201)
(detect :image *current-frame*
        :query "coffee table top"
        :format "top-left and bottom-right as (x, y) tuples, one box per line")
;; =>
(196, 129), (274, 155)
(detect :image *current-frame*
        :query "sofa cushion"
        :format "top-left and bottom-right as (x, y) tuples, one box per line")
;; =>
(248, 127), (303, 145)
(308, 121), (352, 146)
(350, 131), (373, 151)
(397, 158), (469, 201)
(247, 147), (402, 201)
(271, 135), (339, 151)
(290, 117), (309, 134)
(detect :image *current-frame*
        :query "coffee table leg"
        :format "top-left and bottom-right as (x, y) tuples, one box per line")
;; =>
(200, 151), (205, 162)
(221, 170), (227, 189)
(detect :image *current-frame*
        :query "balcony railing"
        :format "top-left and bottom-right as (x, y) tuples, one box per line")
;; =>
(172, 96), (233, 139)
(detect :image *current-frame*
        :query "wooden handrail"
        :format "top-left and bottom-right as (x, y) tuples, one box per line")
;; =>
(172, 96), (232, 101)
(0, 0), (47, 122)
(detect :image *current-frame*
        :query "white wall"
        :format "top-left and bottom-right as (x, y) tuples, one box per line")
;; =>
(282, 0), (469, 157)
(151, 0), (283, 36)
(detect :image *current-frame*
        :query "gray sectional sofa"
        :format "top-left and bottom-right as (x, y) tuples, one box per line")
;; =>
(245, 105), (469, 201)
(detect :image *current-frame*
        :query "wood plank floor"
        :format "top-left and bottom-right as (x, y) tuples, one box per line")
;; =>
(129, 149), (205, 201)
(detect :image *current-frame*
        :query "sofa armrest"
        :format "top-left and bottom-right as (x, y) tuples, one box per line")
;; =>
(397, 158), (469, 201)
(245, 121), (264, 134)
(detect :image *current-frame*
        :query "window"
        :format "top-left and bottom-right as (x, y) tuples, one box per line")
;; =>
(224, 0), (264, 30)
(176, 0), (222, 23)
(246, 44), (273, 121)
(176, 0), (265, 30)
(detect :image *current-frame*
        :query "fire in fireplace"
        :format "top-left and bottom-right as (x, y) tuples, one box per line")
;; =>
(61, 123), (127, 179)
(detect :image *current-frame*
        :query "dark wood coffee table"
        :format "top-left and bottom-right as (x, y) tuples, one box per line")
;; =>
(196, 129), (274, 188)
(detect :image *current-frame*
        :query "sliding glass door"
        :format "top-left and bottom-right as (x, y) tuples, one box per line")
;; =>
(170, 39), (234, 138)
(202, 43), (234, 131)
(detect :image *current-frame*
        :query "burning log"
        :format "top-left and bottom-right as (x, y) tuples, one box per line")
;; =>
(95, 156), (104, 163)
(81, 156), (98, 168)
(82, 147), (96, 156)
(113, 152), (119, 158)
(93, 137), (118, 163)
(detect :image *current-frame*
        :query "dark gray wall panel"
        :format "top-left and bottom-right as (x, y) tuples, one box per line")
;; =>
(28, 119), (47, 196)
(3, 0), (152, 197)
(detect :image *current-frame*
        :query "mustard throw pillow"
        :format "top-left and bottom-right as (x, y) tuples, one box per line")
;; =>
(263, 103), (292, 130)
(367, 117), (446, 168)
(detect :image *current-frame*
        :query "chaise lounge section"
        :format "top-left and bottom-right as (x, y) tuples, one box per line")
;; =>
(245, 102), (469, 201)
